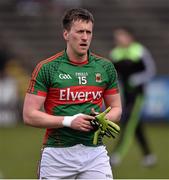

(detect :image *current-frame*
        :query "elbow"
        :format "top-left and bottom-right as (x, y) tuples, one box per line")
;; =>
(23, 112), (33, 126)
(23, 115), (30, 126)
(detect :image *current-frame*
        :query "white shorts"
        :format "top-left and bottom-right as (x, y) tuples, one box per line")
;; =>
(39, 144), (113, 179)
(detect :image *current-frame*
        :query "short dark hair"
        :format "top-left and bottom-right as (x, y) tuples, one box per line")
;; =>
(62, 8), (94, 30)
(113, 26), (136, 38)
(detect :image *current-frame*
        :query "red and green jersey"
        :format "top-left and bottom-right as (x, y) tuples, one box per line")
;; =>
(27, 50), (119, 147)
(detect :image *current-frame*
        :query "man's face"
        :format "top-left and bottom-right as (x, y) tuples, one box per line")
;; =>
(114, 30), (133, 47)
(63, 20), (93, 56)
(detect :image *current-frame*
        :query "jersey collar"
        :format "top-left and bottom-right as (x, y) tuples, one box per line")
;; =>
(63, 49), (92, 65)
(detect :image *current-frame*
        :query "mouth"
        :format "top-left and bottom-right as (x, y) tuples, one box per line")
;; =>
(79, 43), (88, 47)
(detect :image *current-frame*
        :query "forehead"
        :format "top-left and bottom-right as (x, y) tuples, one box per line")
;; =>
(70, 20), (93, 31)
(114, 30), (130, 37)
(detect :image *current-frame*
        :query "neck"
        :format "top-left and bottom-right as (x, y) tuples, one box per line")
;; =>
(66, 48), (88, 64)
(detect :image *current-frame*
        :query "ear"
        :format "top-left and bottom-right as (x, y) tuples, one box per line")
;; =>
(63, 30), (69, 41)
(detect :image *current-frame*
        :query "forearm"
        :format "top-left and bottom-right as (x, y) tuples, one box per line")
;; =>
(103, 93), (122, 122)
(105, 107), (122, 123)
(23, 109), (64, 128)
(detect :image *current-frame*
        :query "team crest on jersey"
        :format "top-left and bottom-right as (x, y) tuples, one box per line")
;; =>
(95, 73), (102, 82)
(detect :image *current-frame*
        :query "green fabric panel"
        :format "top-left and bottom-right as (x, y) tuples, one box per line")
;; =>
(110, 42), (143, 62)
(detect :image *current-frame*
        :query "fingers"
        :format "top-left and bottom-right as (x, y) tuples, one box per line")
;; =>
(91, 108), (99, 116)
(71, 114), (95, 132)
(107, 122), (120, 133)
(73, 120), (93, 132)
(108, 121), (120, 130)
(81, 123), (93, 131)
(108, 125), (120, 133)
(80, 114), (95, 120)
(107, 125), (120, 134)
(105, 129), (115, 138)
(103, 106), (111, 114)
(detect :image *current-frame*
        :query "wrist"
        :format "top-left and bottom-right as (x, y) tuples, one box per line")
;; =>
(62, 113), (83, 127)
(62, 116), (74, 127)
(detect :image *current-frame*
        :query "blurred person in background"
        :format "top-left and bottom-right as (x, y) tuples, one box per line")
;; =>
(0, 41), (19, 126)
(109, 26), (157, 167)
(23, 8), (122, 179)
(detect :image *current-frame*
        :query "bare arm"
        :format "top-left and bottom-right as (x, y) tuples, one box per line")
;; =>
(103, 93), (122, 122)
(23, 93), (64, 128)
(23, 93), (94, 131)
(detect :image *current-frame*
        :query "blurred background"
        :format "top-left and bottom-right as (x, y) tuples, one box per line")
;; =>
(0, 0), (169, 179)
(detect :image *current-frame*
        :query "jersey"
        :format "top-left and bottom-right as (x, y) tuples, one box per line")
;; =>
(27, 50), (119, 147)
(109, 42), (145, 78)
(110, 42), (156, 99)
(110, 42), (147, 93)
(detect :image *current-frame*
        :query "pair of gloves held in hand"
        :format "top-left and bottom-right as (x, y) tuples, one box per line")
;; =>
(63, 107), (120, 145)
(90, 107), (120, 145)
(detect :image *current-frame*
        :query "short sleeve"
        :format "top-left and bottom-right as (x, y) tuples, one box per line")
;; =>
(104, 62), (119, 95)
(27, 63), (49, 96)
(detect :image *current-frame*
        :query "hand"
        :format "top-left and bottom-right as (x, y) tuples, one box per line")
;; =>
(63, 114), (95, 132)
(91, 107), (120, 145)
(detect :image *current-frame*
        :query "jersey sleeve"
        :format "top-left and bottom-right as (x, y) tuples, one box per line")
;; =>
(104, 62), (119, 95)
(27, 63), (49, 97)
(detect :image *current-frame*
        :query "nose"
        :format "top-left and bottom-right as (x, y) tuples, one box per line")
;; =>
(81, 32), (88, 40)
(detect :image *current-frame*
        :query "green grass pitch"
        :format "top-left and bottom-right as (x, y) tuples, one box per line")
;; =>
(0, 123), (168, 179)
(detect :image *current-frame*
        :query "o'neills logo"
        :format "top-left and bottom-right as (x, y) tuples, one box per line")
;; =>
(59, 88), (103, 101)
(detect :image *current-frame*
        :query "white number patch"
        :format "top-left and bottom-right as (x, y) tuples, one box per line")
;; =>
(78, 76), (87, 84)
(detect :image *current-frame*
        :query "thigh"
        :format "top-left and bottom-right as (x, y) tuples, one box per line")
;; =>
(77, 146), (113, 179)
(39, 147), (78, 179)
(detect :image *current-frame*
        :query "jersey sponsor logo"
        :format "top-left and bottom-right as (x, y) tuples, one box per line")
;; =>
(59, 87), (103, 101)
(59, 74), (72, 79)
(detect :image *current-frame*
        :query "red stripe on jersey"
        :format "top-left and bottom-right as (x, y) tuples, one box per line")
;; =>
(104, 88), (119, 95)
(37, 91), (47, 96)
(44, 86), (104, 114)
(27, 51), (64, 93)
(43, 128), (53, 145)
(70, 59), (88, 65)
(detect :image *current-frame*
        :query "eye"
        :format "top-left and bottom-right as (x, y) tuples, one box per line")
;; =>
(77, 30), (84, 34)
(77, 30), (92, 35)
(86, 30), (92, 35)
